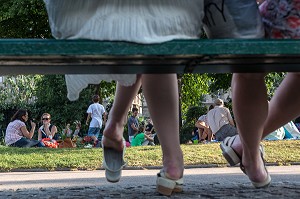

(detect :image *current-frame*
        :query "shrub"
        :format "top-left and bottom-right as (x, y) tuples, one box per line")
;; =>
(185, 106), (207, 124)
(179, 123), (194, 144)
(180, 105), (208, 144)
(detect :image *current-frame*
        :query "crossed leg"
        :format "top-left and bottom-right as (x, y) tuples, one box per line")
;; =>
(231, 73), (269, 184)
(230, 73), (300, 157)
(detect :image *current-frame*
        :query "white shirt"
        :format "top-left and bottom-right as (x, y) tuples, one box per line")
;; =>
(87, 103), (106, 128)
(207, 106), (233, 134)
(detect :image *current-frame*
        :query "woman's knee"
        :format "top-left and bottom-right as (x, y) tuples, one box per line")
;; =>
(287, 72), (300, 79)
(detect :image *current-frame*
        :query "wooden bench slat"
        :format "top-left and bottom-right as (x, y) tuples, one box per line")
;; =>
(0, 39), (299, 74)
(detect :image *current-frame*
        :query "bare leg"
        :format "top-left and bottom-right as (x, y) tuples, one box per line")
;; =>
(102, 75), (142, 152)
(142, 74), (184, 180)
(198, 128), (204, 140)
(206, 128), (213, 142)
(263, 73), (300, 135)
(90, 135), (97, 143)
(232, 73), (269, 183)
(231, 73), (300, 156)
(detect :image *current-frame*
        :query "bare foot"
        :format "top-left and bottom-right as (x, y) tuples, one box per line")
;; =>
(241, 152), (269, 183)
(102, 120), (124, 152)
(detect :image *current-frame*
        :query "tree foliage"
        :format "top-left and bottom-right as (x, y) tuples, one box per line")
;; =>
(0, 75), (41, 108)
(265, 72), (286, 98)
(207, 74), (232, 93)
(207, 73), (286, 98)
(0, 0), (51, 38)
(179, 74), (210, 119)
(184, 106), (207, 125)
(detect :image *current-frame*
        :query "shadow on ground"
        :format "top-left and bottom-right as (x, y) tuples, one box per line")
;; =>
(1, 172), (300, 198)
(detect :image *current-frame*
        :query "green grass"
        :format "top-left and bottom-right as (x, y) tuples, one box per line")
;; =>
(0, 140), (299, 172)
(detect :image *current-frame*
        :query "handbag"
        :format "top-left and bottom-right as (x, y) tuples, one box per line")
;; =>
(41, 138), (58, 148)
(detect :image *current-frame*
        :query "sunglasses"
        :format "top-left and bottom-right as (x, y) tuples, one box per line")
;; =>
(42, 118), (50, 121)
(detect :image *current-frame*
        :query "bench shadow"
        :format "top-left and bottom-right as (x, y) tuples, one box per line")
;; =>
(0, 172), (299, 198)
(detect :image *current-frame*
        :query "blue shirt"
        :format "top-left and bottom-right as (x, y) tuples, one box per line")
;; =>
(128, 116), (139, 136)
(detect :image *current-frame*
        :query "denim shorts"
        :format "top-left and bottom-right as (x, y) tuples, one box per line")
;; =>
(87, 127), (101, 139)
(215, 124), (238, 141)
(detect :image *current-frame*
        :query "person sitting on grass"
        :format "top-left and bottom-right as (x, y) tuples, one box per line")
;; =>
(5, 109), (44, 148)
(73, 121), (83, 138)
(131, 125), (154, 147)
(195, 105), (214, 143)
(63, 123), (72, 138)
(38, 113), (58, 141)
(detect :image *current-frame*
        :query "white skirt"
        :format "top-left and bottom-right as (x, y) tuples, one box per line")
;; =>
(44, 0), (263, 101)
(44, 0), (205, 100)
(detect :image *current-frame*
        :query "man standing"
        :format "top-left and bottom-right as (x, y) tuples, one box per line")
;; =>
(86, 95), (107, 147)
(127, 107), (139, 143)
(207, 99), (237, 141)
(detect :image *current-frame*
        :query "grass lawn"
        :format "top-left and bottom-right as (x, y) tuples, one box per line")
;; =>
(0, 140), (299, 172)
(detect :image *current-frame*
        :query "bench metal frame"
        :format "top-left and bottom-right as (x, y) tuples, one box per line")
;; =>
(0, 39), (299, 75)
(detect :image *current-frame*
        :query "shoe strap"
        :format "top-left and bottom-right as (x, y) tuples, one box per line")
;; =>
(224, 135), (237, 146)
(157, 170), (183, 185)
(103, 160), (126, 172)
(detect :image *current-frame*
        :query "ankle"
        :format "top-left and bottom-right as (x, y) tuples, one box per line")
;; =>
(163, 155), (184, 180)
(103, 123), (124, 139)
(241, 152), (268, 182)
(164, 166), (184, 180)
(231, 137), (243, 156)
(93, 139), (99, 146)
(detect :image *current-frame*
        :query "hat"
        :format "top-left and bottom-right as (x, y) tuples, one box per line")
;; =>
(214, 98), (224, 106)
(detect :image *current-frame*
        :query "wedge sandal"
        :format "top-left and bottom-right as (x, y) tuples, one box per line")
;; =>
(240, 153), (271, 188)
(220, 135), (241, 166)
(220, 135), (265, 166)
(156, 170), (183, 196)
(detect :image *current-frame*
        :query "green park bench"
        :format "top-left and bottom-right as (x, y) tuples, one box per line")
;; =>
(0, 38), (299, 75)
